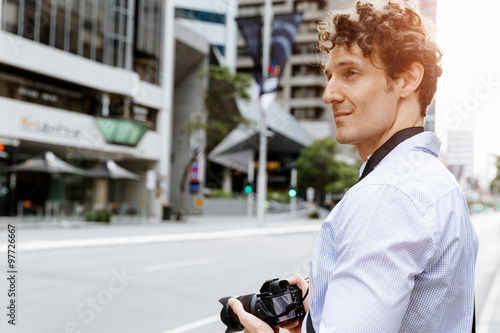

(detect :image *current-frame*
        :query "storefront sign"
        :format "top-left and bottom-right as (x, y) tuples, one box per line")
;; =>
(21, 115), (81, 138)
(189, 181), (200, 193)
(189, 161), (199, 182)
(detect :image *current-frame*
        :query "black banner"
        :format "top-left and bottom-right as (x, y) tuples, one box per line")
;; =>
(235, 16), (262, 72)
(264, 13), (302, 93)
(236, 13), (302, 95)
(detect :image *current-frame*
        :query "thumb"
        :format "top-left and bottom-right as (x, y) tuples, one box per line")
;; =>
(228, 298), (244, 314)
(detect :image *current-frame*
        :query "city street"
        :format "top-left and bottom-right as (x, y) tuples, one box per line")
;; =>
(0, 212), (498, 333)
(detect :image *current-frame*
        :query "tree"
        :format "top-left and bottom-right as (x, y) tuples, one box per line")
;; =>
(490, 156), (500, 194)
(296, 137), (359, 208)
(174, 66), (252, 221)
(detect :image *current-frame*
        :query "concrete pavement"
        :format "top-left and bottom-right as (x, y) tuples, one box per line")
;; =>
(0, 212), (327, 252)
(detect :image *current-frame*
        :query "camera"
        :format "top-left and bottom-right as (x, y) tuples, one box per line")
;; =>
(219, 278), (306, 332)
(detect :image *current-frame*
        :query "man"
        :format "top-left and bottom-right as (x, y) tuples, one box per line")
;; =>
(230, 0), (479, 332)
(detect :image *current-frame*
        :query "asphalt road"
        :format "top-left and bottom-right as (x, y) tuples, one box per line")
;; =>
(0, 212), (498, 333)
(0, 218), (320, 333)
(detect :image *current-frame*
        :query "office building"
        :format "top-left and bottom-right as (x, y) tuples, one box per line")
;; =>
(0, 1), (208, 219)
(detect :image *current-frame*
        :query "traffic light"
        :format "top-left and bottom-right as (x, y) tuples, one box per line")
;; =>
(288, 187), (297, 198)
(243, 179), (253, 194)
(244, 184), (253, 194)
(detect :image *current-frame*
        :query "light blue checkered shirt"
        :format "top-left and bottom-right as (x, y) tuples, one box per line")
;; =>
(305, 132), (478, 332)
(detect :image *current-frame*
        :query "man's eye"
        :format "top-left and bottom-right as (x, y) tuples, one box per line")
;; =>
(348, 71), (358, 77)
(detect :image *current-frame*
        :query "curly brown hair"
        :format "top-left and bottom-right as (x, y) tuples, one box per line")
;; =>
(317, 0), (442, 116)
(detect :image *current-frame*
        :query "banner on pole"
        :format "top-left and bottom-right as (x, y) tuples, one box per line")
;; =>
(235, 16), (262, 73)
(265, 13), (302, 93)
(236, 13), (302, 95)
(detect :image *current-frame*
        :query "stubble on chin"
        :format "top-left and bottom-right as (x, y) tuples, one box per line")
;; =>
(335, 128), (349, 145)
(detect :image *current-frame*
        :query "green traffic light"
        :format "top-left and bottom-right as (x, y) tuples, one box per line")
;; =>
(244, 185), (253, 194)
(288, 188), (297, 198)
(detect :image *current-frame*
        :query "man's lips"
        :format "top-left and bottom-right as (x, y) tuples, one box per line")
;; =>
(334, 111), (352, 120)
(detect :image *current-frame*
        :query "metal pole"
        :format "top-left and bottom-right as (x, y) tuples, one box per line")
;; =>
(225, 0), (238, 72)
(160, 0), (176, 212)
(256, 0), (272, 228)
(291, 168), (297, 216)
(247, 159), (254, 217)
(0, 0), (4, 31)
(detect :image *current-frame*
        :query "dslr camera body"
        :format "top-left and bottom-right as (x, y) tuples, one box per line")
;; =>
(219, 278), (306, 332)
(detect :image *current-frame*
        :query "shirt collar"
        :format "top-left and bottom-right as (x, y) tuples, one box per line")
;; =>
(357, 131), (441, 176)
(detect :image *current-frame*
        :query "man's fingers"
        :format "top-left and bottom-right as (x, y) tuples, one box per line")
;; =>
(287, 274), (310, 313)
(228, 298), (245, 316)
(288, 274), (307, 290)
(279, 319), (300, 329)
(229, 298), (276, 333)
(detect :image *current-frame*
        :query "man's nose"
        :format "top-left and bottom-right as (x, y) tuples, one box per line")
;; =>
(323, 78), (343, 104)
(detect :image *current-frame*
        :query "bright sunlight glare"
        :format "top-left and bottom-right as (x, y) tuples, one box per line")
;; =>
(436, 0), (500, 188)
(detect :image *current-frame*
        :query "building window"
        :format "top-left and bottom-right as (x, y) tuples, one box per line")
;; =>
(175, 8), (225, 24)
(292, 64), (321, 76)
(237, 46), (249, 58)
(237, 4), (260, 17)
(2, 0), (19, 34)
(0, 66), (86, 113)
(293, 0), (326, 12)
(292, 41), (316, 55)
(134, 0), (162, 84)
(1, 0), (139, 72)
(298, 19), (318, 34)
(292, 86), (323, 98)
(291, 107), (324, 120)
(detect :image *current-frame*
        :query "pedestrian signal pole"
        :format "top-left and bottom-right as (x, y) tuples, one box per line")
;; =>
(247, 160), (255, 217)
(257, 0), (273, 228)
(290, 168), (297, 216)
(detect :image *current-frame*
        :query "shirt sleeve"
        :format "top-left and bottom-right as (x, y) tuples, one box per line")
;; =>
(319, 184), (436, 332)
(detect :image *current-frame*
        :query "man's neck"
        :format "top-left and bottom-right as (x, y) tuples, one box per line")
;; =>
(357, 119), (424, 161)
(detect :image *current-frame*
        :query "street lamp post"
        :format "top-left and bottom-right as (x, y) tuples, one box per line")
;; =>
(256, 0), (273, 228)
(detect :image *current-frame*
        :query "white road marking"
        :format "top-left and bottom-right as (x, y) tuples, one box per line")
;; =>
(144, 257), (217, 272)
(161, 314), (220, 333)
(477, 269), (500, 333)
(3, 224), (320, 252)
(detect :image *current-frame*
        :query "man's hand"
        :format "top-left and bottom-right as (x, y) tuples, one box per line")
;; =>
(228, 275), (310, 333)
(277, 274), (310, 333)
(287, 274), (310, 313)
(228, 298), (278, 333)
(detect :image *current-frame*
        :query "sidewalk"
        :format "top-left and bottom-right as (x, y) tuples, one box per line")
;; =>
(0, 208), (327, 231)
(0, 211), (327, 253)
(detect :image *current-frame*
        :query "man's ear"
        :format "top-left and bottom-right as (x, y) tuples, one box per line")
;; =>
(399, 62), (424, 98)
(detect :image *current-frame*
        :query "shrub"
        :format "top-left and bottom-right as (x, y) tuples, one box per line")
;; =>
(85, 210), (112, 223)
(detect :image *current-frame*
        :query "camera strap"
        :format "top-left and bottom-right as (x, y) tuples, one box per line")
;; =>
(357, 126), (424, 183)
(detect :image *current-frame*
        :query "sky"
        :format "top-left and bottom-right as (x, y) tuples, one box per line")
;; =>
(435, 0), (500, 188)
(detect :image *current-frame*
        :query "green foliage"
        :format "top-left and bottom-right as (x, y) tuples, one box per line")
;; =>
(296, 138), (359, 200)
(325, 161), (360, 194)
(209, 189), (238, 199)
(490, 156), (500, 194)
(201, 65), (252, 151)
(85, 210), (112, 223)
(491, 177), (500, 194)
(267, 191), (290, 203)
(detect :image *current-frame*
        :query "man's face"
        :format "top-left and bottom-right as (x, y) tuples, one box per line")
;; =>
(323, 45), (401, 157)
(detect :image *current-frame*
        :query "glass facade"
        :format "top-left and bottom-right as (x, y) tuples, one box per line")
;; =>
(1, 0), (163, 84)
(134, 0), (162, 84)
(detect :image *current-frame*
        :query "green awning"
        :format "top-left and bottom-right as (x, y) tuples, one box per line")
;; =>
(95, 117), (150, 147)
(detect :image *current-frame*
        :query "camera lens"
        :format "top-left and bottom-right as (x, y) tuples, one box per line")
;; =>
(219, 294), (257, 332)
